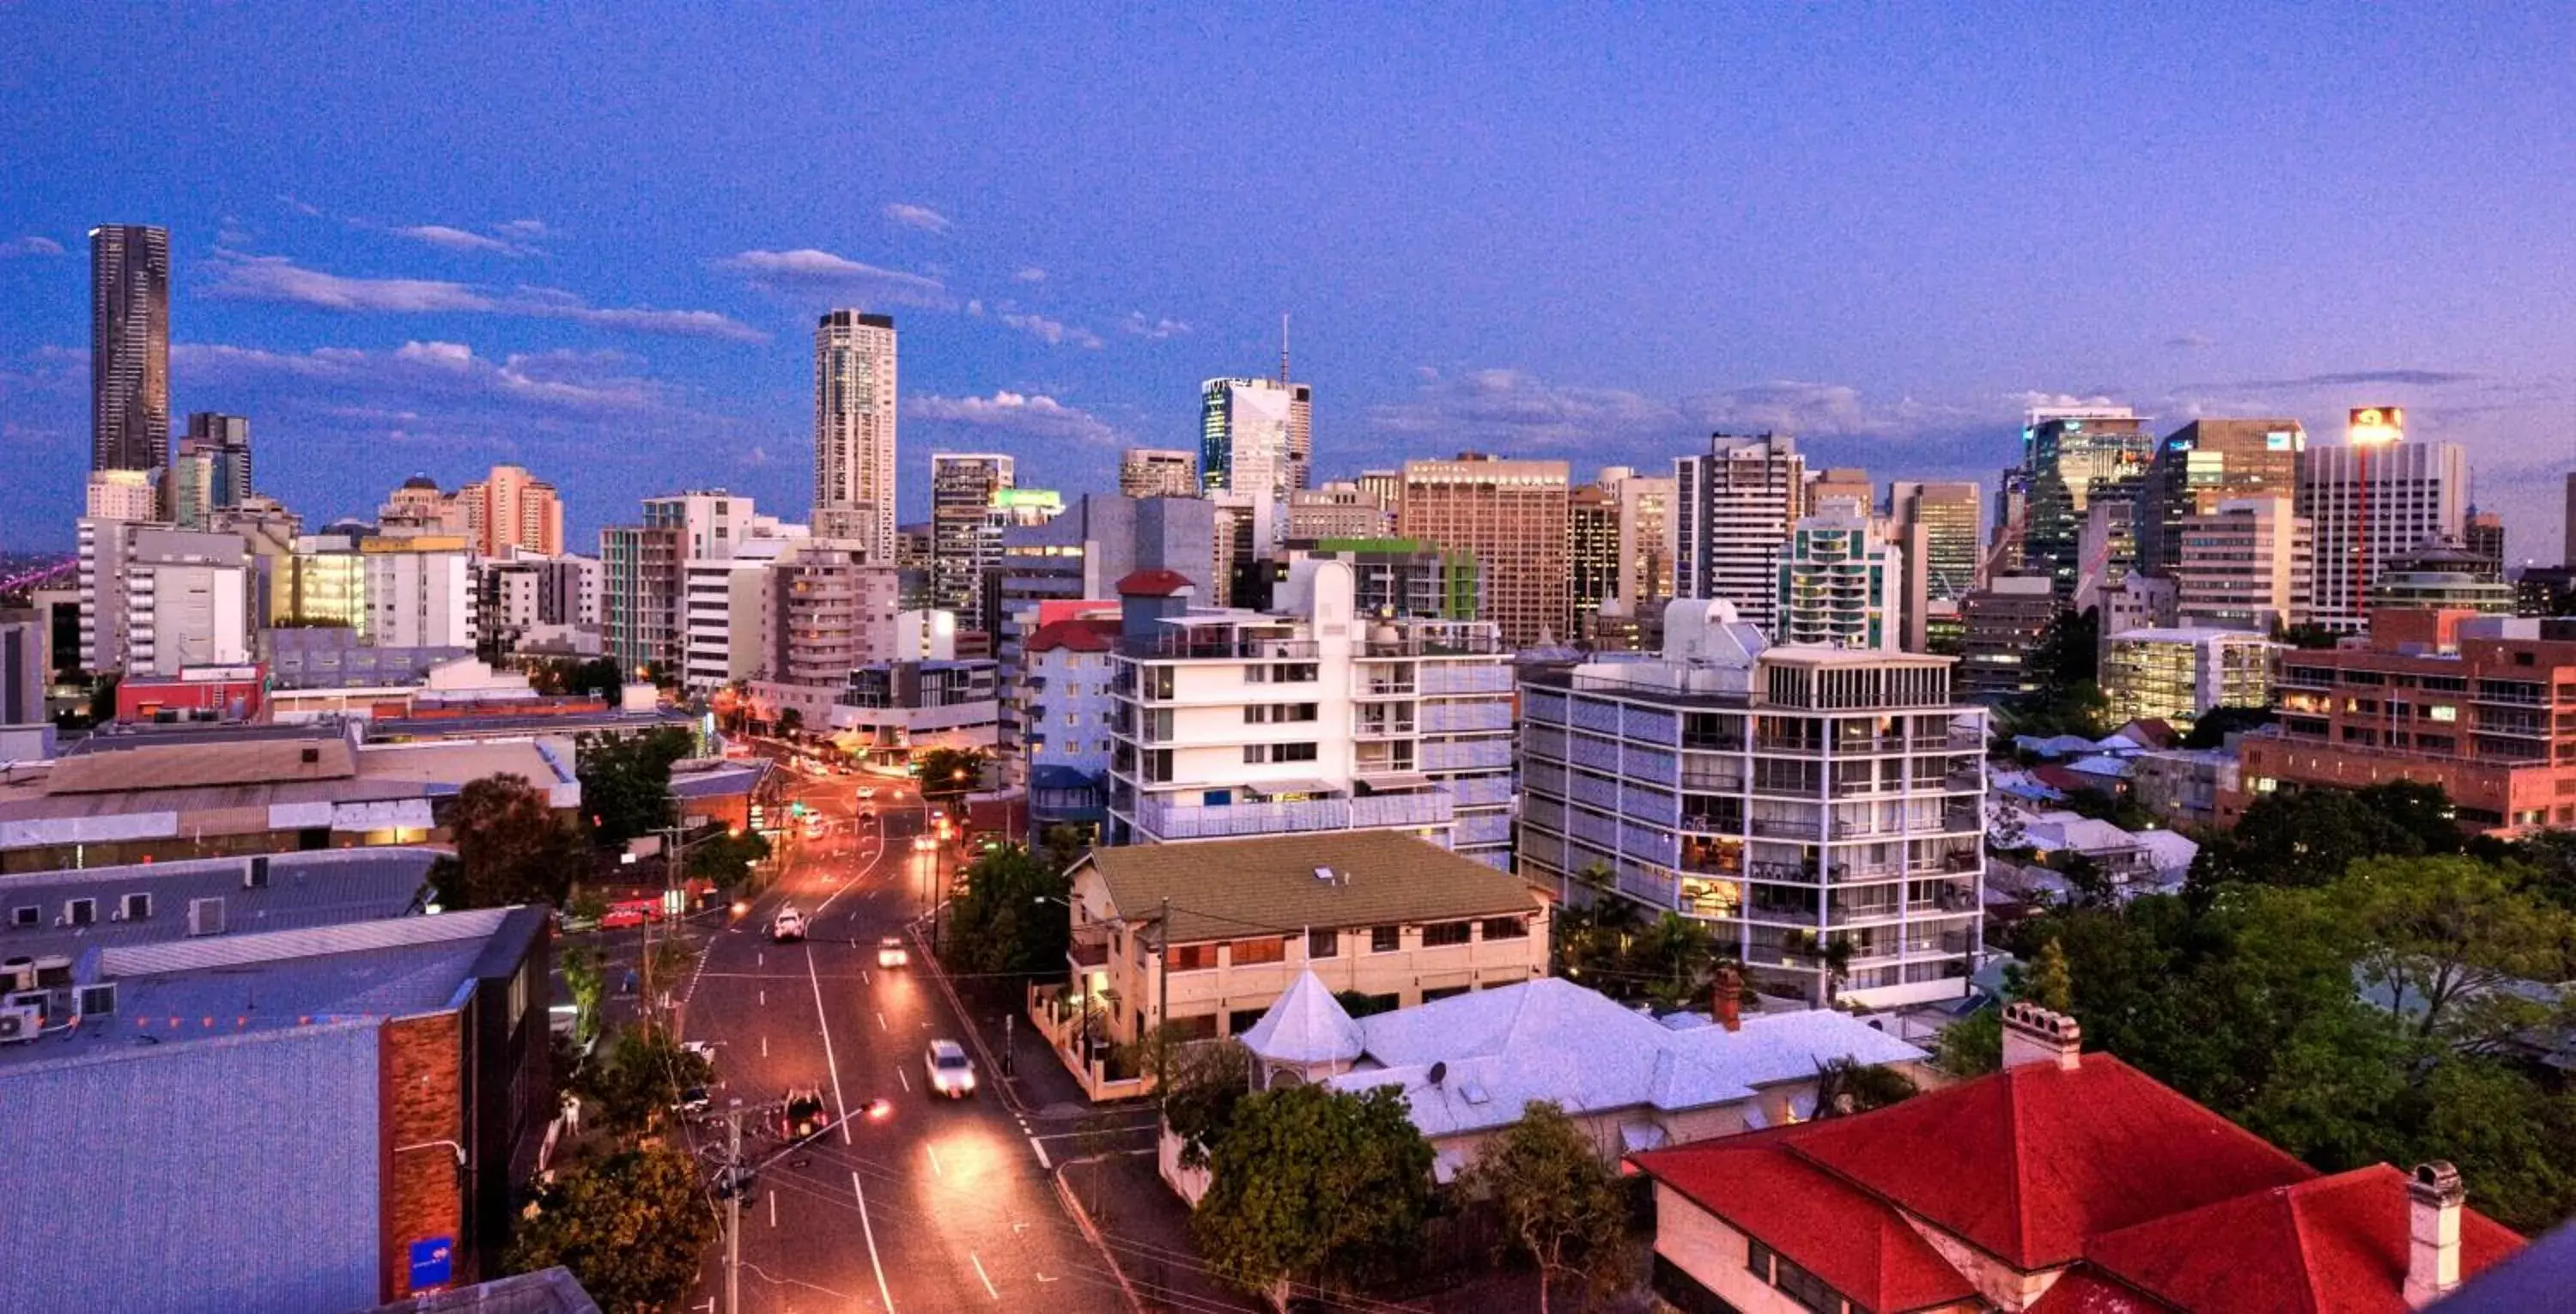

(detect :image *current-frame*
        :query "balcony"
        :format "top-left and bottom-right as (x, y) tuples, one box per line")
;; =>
(1748, 817), (1819, 840)
(1134, 795), (1352, 840)
(1753, 737), (1826, 756)
(1680, 770), (1744, 794)
(1354, 680), (1419, 698)
(1353, 716), (1419, 739)
(1350, 791), (1457, 829)
(1069, 930), (1111, 969)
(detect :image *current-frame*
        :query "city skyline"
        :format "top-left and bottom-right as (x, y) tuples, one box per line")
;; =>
(4, 8), (2575, 558)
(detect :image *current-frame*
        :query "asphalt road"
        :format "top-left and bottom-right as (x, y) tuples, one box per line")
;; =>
(671, 761), (1139, 1314)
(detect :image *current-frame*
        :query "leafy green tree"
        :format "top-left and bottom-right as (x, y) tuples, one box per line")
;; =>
(1160, 1038), (1255, 1170)
(937, 843), (1071, 976)
(914, 745), (989, 806)
(2180, 705), (2275, 750)
(1783, 929), (1856, 1005)
(1461, 1100), (1634, 1314)
(560, 945), (607, 1045)
(436, 774), (584, 908)
(1193, 1084), (1435, 1301)
(774, 706), (802, 736)
(2281, 855), (2573, 1045)
(1935, 1010), (2001, 1076)
(506, 1145), (715, 1314)
(2026, 938), (2075, 1012)
(2281, 623), (2342, 650)
(683, 825), (771, 891)
(1635, 912), (1724, 1009)
(1812, 1058), (1919, 1119)
(1334, 989), (1398, 1019)
(577, 1027), (715, 1140)
(574, 726), (696, 848)
(2190, 785), (2433, 892)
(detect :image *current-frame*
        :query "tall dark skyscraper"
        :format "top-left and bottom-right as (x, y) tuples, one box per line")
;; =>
(90, 224), (170, 472)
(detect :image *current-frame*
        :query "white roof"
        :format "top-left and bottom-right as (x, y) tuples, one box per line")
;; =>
(1237, 970), (1365, 1064)
(2134, 828), (2200, 874)
(2023, 810), (2144, 854)
(1291, 977), (1922, 1140)
(2063, 754), (2135, 778)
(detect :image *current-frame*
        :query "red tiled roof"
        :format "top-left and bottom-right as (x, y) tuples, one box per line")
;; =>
(1634, 1142), (1978, 1314)
(1115, 569), (1195, 597)
(1025, 618), (1118, 654)
(2026, 1269), (2170, 1314)
(1781, 1054), (2317, 1270)
(2081, 1165), (2523, 1314)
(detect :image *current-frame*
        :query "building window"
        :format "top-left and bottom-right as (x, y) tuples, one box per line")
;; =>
(65, 898), (95, 928)
(1421, 921), (1473, 948)
(1230, 937), (1287, 967)
(120, 893), (150, 922)
(1307, 928), (1340, 959)
(1276, 742), (1319, 763)
(1480, 916), (1528, 940)
(1165, 944), (1218, 972)
(10, 906), (35, 928)
(1371, 925), (1401, 953)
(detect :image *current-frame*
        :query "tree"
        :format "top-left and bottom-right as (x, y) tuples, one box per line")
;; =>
(506, 1145), (715, 1314)
(1634, 911), (1723, 1009)
(1334, 990), (1398, 1019)
(2288, 855), (2573, 1046)
(576, 1027), (715, 1140)
(1462, 1101), (1634, 1314)
(1193, 1084), (1434, 1304)
(88, 672), (120, 725)
(683, 826), (771, 891)
(561, 945), (607, 1045)
(1935, 1009), (2001, 1076)
(1783, 929), (1856, 1006)
(774, 706), (803, 737)
(2180, 705), (2275, 750)
(574, 726), (696, 848)
(937, 843), (1071, 976)
(1812, 1057), (1920, 1118)
(914, 745), (989, 806)
(2281, 623), (2342, 650)
(2026, 937), (2075, 1012)
(438, 774), (583, 908)
(2190, 784), (2432, 892)
(1160, 1038), (1255, 1170)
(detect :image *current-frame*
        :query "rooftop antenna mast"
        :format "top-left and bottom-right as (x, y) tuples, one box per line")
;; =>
(1279, 313), (1291, 386)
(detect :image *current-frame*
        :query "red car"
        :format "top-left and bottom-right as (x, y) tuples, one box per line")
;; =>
(599, 898), (662, 929)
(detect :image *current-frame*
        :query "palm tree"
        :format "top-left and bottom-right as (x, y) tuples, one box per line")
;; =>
(1637, 912), (1719, 1010)
(1811, 1056), (1918, 1118)
(1783, 930), (1857, 1007)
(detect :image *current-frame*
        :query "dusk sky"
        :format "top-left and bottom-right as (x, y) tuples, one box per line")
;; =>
(4, 5), (2573, 557)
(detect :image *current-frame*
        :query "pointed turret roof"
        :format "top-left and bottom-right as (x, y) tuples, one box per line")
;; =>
(1239, 970), (1363, 1064)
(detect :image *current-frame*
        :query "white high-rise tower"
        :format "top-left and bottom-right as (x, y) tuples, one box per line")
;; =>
(815, 310), (899, 562)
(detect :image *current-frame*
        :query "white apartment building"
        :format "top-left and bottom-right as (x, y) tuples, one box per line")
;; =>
(361, 543), (475, 649)
(2297, 411), (2469, 633)
(814, 310), (900, 561)
(1675, 433), (1804, 636)
(1776, 497), (1904, 651)
(1106, 558), (1517, 867)
(1518, 599), (1987, 1007)
(85, 469), (160, 523)
(682, 537), (799, 692)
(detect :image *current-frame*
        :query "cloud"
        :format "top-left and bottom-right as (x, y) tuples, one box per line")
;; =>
(1013, 266), (1048, 283)
(493, 219), (548, 240)
(715, 248), (951, 307)
(884, 203), (952, 234)
(1121, 312), (1192, 339)
(2216, 368), (2486, 390)
(2165, 332), (2215, 350)
(204, 252), (761, 339)
(508, 285), (766, 341)
(174, 339), (666, 415)
(394, 224), (523, 255)
(908, 390), (1121, 446)
(0, 236), (64, 258)
(998, 311), (1104, 349)
(1370, 368), (1987, 458)
(276, 194), (325, 217)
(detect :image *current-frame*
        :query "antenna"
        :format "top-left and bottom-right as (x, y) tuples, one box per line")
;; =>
(1279, 313), (1291, 385)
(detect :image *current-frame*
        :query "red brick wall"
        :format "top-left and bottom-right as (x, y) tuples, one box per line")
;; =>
(382, 1011), (466, 1301)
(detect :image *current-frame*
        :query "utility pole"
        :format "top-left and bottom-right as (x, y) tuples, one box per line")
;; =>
(1155, 894), (1171, 1091)
(724, 1099), (744, 1314)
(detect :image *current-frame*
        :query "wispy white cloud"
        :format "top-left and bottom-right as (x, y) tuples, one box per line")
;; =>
(1120, 311), (1192, 340)
(1371, 368), (1984, 452)
(394, 224), (524, 255)
(493, 219), (548, 240)
(276, 194), (325, 217)
(884, 203), (952, 234)
(1012, 266), (1048, 283)
(508, 285), (766, 342)
(175, 338), (669, 415)
(715, 248), (951, 307)
(0, 236), (64, 258)
(908, 390), (1121, 446)
(204, 252), (762, 339)
(998, 311), (1104, 350)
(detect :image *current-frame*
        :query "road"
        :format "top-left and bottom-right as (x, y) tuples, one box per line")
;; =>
(671, 759), (1144, 1314)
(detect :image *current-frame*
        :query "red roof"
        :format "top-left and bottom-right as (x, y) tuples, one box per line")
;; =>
(1634, 1142), (1978, 1313)
(2081, 1165), (2523, 1314)
(2025, 1268), (2168, 1313)
(1024, 617), (1118, 654)
(1786, 1054), (2315, 1270)
(1115, 569), (1195, 597)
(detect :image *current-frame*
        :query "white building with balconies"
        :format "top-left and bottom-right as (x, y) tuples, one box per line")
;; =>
(1105, 558), (1516, 866)
(1518, 599), (1988, 1007)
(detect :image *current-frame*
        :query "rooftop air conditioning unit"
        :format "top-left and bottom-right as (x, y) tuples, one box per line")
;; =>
(187, 897), (227, 938)
(0, 1004), (39, 1043)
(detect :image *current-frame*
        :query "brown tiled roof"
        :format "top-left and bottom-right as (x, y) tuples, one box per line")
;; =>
(44, 737), (358, 794)
(1079, 831), (1539, 945)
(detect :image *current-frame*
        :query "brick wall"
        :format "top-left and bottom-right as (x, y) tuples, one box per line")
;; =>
(382, 1010), (465, 1301)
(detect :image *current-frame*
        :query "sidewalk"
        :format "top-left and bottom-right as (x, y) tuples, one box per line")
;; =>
(907, 921), (1124, 1118)
(1060, 1151), (1261, 1313)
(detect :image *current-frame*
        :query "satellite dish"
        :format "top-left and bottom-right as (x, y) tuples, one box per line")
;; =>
(1427, 1061), (1449, 1086)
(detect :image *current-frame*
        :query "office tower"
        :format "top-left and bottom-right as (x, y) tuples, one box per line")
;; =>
(2073, 494), (2139, 613)
(90, 225), (169, 473)
(282, 532), (372, 630)
(1674, 433), (1804, 636)
(183, 413), (253, 509)
(1583, 467), (1676, 651)
(930, 453), (1014, 615)
(1285, 483), (1394, 541)
(361, 538), (476, 648)
(1355, 470), (1402, 512)
(1199, 376), (1301, 557)
(1805, 466), (1872, 516)
(1517, 601), (1986, 1006)
(1777, 497), (1903, 650)
(814, 310), (899, 561)
(1119, 447), (1199, 499)
(1957, 576), (2061, 699)
(2022, 411), (2153, 597)
(2296, 407), (2470, 633)
(1398, 454), (1572, 648)
(1568, 484), (1621, 640)
(2464, 509), (2506, 581)
(458, 464), (566, 558)
(978, 489), (1066, 636)
(1105, 560), (1516, 866)
(2134, 418), (2304, 575)
(161, 449), (216, 529)
(1890, 481), (1980, 654)
(2101, 629), (2276, 729)
(83, 469), (159, 523)
(2171, 496), (2312, 632)
(681, 537), (797, 692)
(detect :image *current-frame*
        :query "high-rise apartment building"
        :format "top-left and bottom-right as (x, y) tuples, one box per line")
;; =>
(814, 310), (899, 561)
(2134, 418), (2304, 575)
(379, 476), (469, 538)
(2296, 408), (2470, 633)
(601, 524), (682, 675)
(90, 225), (169, 474)
(1105, 561), (1516, 866)
(1119, 447), (1199, 499)
(459, 464), (566, 559)
(1568, 484), (1622, 639)
(1777, 497), (1904, 651)
(1957, 576), (2060, 699)
(2022, 412), (2153, 597)
(1517, 600), (1986, 1007)
(750, 544), (905, 730)
(1398, 454), (1571, 649)
(931, 453), (1014, 616)
(1674, 433), (1804, 636)
(182, 413), (253, 509)
(2171, 496), (2311, 632)
(161, 451), (216, 530)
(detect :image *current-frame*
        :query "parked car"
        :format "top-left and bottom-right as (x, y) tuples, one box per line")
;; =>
(770, 905), (807, 943)
(925, 1039), (976, 1098)
(600, 898), (661, 930)
(876, 936), (909, 969)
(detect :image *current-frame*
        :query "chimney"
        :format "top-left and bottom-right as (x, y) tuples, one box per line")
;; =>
(2404, 1161), (2465, 1309)
(1999, 1001), (2081, 1072)
(1715, 966), (1742, 1032)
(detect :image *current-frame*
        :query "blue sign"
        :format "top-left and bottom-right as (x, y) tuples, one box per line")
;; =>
(409, 1237), (454, 1292)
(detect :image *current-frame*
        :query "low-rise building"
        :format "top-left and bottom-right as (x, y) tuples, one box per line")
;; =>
(1030, 830), (1547, 1100)
(2099, 627), (2275, 729)
(1017, 615), (1122, 834)
(827, 659), (999, 763)
(2129, 746), (2240, 829)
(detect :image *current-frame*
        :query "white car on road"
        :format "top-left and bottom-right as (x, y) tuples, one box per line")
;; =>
(877, 936), (909, 969)
(770, 905), (807, 943)
(925, 1039), (976, 1098)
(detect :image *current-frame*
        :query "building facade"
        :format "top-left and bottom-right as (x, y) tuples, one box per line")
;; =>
(1675, 434), (1804, 636)
(89, 224), (169, 474)
(1119, 447), (1200, 499)
(1398, 454), (1571, 649)
(457, 465), (565, 559)
(1956, 575), (2060, 700)
(2099, 627), (2275, 728)
(2022, 412), (2153, 598)
(1891, 480), (1980, 650)
(2134, 417), (2304, 575)
(931, 453), (1014, 616)
(2297, 410), (2470, 632)
(829, 659), (1001, 760)
(814, 310), (900, 561)
(2171, 495), (2311, 631)
(1776, 498), (1903, 651)
(1286, 483), (1394, 542)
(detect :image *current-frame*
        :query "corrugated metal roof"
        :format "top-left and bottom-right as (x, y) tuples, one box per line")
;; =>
(45, 737), (360, 794)
(0, 848), (437, 959)
(100, 906), (513, 978)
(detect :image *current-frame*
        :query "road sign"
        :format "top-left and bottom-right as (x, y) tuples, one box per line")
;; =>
(407, 1237), (453, 1292)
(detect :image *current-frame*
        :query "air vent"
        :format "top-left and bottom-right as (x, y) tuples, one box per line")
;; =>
(244, 856), (270, 890)
(188, 897), (227, 938)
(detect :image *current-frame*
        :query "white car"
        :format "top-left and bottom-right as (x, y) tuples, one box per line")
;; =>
(913, 835), (938, 852)
(854, 786), (878, 800)
(925, 1039), (976, 1098)
(877, 936), (909, 969)
(770, 905), (807, 943)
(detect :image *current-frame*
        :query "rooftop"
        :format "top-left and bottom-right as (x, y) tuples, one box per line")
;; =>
(1115, 568), (1197, 598)
(1025, 617), (1120, 654)
(1078, 830), (1540, 946)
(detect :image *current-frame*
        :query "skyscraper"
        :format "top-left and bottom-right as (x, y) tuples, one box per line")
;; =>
(2297, 407), (2470, 633)
(2134, 418), (2304, 575)
(1674, 433), (1804, 636)
(183, 413), (252, 509)
(459, 464), (566, 558)
(1398, 454), (1571, 648)
(814, 310), (899, 562)
(1119, 447), (1199, 498)
(2022, 412), (2154, 597)
(90, 225), (169, 473)
(931, 453), (1015, 617)
(1198, 377), (1299, 502)
(1776, 496), (1904, 651)
(1890, 481), (1981, 602)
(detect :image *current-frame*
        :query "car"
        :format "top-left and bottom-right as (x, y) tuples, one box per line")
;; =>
(876, 936), (909, 969)
(854, 786), (878, 800)
(781, 1086), (831, 1140)
(681, 1039), (719, 1064)
(770, 905), (807, 943)
(913, 835), (938, 852)
(925, 1038), (976, 1098)
(676, 1085), (711, 1116)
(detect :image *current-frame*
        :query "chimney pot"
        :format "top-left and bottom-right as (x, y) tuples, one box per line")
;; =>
(2405, 1160), (2465, 1310)
(2000, 1001), (2082, 1072)
(1715, 966), (1742, 1032)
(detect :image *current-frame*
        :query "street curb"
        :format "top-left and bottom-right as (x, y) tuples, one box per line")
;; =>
(906, 920), (1036, 1118)
(1053, 1157), (1148, 1314)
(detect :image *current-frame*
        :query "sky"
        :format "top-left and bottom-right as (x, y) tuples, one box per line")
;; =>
(4, 5), (2574, 559)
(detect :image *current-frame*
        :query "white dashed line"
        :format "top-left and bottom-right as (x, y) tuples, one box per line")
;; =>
(1029, 1136), (1051, 1170)
(876, 1011), (888, 1032)
(969, 1251), (998, 1300)
(927, 1143), (944, 1177)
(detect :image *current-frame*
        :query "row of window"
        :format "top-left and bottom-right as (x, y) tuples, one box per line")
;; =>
(1163, 916), (1529, 972)
(1243, 742), (1320, 764)
(10, 891), (152, 928)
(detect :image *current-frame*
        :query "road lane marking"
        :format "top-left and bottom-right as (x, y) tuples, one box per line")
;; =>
(898, 1066), (910, 1092)
(769, 1188), (776, 1228)
(758, 989), (765, 1007)
(969, 1251), (999, 1300)
(927, 1143), (944, 1177)
(803, 900), (897, 1313)
(1030, 1137), (1051, 1169)
(862, 969), (871, 986)
(876, 1011), (888, 1031)
(851, 1171), (897, 1314)
(761, 1035), (769, 1058)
